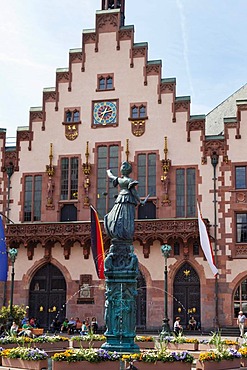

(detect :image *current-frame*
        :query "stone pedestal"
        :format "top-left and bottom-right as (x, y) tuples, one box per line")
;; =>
(101, 240), (140, 353)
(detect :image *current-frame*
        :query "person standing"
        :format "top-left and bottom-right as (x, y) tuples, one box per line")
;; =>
(174, 317), (183, 336)
(237, 310), (246, 338)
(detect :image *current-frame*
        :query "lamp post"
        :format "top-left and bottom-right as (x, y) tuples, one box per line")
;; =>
(160, 244), (172, 336)
(211, 152), (219, 329)
(8, 248), (18, 320)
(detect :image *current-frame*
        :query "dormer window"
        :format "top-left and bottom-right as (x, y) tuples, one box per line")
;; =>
(130, 103), (147, 119)
(65, 109), (80, 123)
(97, 74), (114, 91)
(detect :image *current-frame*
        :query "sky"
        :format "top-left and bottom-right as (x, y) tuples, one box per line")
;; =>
(1, 0), (247, 143)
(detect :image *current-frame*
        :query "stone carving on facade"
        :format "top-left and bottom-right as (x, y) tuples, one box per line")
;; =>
(65, 124), (78, 141)
(82, 141), (91, 207)
(131, 120), (145, 136)
(161, 137), (171, 205)
(46, 143), (55, 209)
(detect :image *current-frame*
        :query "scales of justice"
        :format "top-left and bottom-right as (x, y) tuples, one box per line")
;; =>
(101, 161), (149, 353)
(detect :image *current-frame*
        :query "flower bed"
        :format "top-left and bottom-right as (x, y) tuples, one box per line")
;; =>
(122, 351), (194, 370)
(160, 334), (199, 351)
(0, 334), (69, 349)
(196, 348), (242, 370)
(52, 348), (120, 370)
(1, 347), (48, 370)
(51, 348), (194, 370)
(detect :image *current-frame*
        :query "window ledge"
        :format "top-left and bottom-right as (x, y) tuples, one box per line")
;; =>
(128, 116), (148, 121)
(95, 88), (115, 92)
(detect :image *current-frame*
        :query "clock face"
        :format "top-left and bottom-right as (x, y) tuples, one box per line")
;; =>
(93, 101), (117, 125)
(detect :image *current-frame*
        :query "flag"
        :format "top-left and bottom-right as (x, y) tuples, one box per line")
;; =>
(0, 216), (8, 282)
(90, 205), (105, 279)
(197, 202), (219, 276)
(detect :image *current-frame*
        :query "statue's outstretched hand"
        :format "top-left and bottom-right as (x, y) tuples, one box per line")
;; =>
(106, 169), (116, 180)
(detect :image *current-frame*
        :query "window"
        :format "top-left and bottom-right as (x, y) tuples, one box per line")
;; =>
(60, 157), (79, 200)
(65, 109), (80, 122)
(137, 153), (156, 197)
(176, 168), (196, 217)
(236, 213), (247, 243)
(174, 242), (180, 256)
(236, 166), (247, 189)
(97, 74), (114, 91)
(234, 278), (247, 317)
(131, 104), (147, 119)
(96, 145), (119, 218)
(24, 175), (42, 221)
(193, 241), (199, 255)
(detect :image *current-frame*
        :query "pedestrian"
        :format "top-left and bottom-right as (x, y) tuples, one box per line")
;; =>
(174, 317), (183, 336)
(67, 317), (76, 334)
(91, 317), (98, 333)
(60, 318), (69, 333)
(237, 310), (246, 338)
(18, 320), (33, 338)
(188, 316), (197, 330)
(10, 321), (19, 336)
(75, 317), (82, 333)
(80, 320), (88, 335)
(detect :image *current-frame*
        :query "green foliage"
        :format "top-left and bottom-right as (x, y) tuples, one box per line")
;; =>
(0, 304), (26, 326)
(209, 331), (224, 352)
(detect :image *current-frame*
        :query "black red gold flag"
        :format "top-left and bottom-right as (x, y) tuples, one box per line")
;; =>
(90, 205), (105, 279)
(0, 216), (8, 282)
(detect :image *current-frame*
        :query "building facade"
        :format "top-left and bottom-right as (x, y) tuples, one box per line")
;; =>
(1, 0), (247, 332)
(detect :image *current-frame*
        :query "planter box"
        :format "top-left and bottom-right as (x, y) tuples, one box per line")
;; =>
(198, 344), (215, 351)
(241, 357), (247, 367)
(72, 340), (104, 348)
(32, 340), (69, 350)
(167, 342), (198, 351)
(2, 357), (48, 369)
(129, 362), (191, 370)
(198, 344), (239, 351)
(0, 343), (19, 349)
(52, 360), (120, 370)
(136, 341), (155, 349)
(196, 358), (241, 370)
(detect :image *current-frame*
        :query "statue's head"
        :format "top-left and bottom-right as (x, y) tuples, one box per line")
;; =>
(120, 161), (132, 175)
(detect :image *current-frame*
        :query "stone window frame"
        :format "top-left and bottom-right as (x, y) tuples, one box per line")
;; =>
(96, 73), (115, 91)
(129, 102), (148, 120)
(63, 108), (81, 123)
(23, 174), (42, 222)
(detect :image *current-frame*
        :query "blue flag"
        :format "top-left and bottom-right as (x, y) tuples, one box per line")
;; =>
(0, 216), (8, 282)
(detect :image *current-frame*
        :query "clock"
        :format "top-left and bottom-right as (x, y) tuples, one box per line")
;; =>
(93, 101), (117, 126)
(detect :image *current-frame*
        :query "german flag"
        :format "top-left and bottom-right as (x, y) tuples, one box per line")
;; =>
(90, 205), (105, 279)
(0, 216), (8, 282)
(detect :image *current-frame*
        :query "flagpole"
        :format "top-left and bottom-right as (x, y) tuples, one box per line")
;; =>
(211, 152), (219, 329)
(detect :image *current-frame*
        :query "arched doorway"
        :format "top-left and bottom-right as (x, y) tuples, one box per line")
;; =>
(29, 263), (66, 330)
(136, 269), (146, 328)
(173, 262), (200, 329)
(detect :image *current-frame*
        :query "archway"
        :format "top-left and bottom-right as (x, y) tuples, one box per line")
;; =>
(173, 262), (200, 329)
(29, 263), (66, 330)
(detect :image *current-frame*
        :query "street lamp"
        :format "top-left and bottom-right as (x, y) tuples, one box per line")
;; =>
(8, 248), (18, 320)
(160, 244), (172, 336)
(211, 152), (219, 329)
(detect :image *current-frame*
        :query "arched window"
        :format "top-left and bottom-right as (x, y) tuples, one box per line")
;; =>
(131, 106), (138, 118)
(234, 278), (247, 317)
(174, 241), (180, 256)
(66, 111), (72, 122)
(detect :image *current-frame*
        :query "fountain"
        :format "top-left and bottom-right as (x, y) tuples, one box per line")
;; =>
(101, 161), (146, 353)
